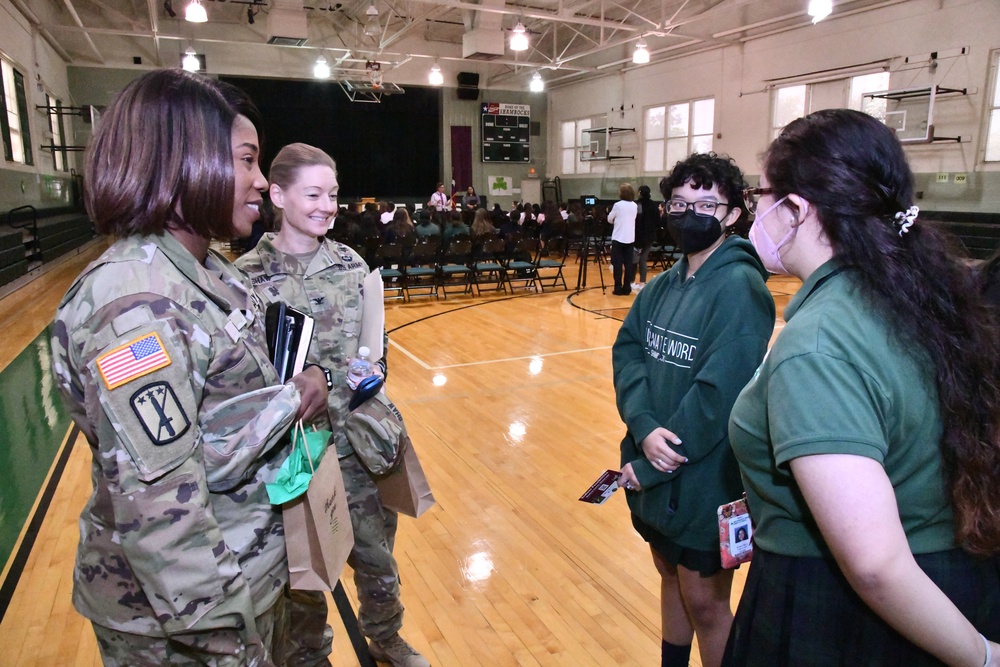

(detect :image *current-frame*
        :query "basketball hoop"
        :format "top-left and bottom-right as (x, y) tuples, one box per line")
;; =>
(366, 60), (383, 89)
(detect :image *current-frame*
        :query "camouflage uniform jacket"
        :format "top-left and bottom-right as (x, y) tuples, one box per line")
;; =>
(236, 235), (384, 458)
(50, 232), (299, 657)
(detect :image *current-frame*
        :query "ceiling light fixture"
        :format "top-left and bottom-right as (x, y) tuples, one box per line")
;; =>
(529, 71), (544, 92)
(807, 0), (832, 23)
(182, 46), (200, 72)
(633, 39), (650, 64)
(363, 2), (379, 37)
(185, 0), (207, 22)
(428, 62), (444, 86)
(313, 54), (331, 79)
(509, 22), (528, 52)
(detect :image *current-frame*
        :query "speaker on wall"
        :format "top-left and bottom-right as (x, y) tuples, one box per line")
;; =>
(457, 72), (480, 87)
(457, 71), (480, 100)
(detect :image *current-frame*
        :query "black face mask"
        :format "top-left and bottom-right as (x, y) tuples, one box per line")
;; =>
(667, 210), (724, 255)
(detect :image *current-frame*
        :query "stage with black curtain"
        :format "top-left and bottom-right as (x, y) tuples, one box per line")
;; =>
(222, 76), (442, 198)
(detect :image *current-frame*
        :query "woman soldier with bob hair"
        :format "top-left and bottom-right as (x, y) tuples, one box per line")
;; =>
(51, 69), (328, 666)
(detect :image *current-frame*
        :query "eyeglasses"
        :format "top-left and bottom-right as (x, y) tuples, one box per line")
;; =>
(743, 187), (773, 214)
(666, 199), (730, 216)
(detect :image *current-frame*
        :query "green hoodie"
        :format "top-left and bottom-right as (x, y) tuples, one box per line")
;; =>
(614, 235), (774, 551)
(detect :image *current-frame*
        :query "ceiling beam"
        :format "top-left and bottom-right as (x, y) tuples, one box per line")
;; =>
(58, 0), (106, 62)
(7, 0), (74, 62)
(403, 0), (645, 32)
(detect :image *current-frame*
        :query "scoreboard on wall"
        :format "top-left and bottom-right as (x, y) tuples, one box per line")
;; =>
(481, 102), (530, 162)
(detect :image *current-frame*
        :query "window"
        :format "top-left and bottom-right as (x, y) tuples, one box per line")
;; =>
(643, 98), (714, 174)
(850, 71), (890, 116)
(772, 85), (808, 139)
(560, 117), (592, 175)
(985, 50), (1000, 162)
(0, 56), (33, 165)
(47, 93), (68, 172)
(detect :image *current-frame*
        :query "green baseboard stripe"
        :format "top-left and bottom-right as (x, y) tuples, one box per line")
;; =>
(0, 327), (74, 620)
(0, 424), (78, 622)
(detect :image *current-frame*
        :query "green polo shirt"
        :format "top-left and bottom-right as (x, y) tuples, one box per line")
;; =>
(729, 259), (955, 558)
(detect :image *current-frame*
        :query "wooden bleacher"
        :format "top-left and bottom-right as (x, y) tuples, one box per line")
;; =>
(1, 205), (95, 289)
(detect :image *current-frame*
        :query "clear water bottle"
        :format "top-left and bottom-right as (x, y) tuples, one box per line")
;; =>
(346, 346), (374, 390)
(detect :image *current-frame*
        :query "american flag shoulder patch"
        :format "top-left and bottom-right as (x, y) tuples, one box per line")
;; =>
(96, 332), (172, 390)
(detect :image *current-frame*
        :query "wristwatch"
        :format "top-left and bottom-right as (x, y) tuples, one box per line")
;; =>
(305, 363), (334, 390)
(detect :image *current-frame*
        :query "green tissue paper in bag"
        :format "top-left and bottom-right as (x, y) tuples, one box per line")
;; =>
(266, 421), (333, 504)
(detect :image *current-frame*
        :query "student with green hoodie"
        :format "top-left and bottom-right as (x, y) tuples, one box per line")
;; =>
(614, 153), (774, 667)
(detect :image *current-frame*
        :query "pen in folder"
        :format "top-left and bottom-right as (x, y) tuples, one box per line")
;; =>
(279, 315), (295, 382)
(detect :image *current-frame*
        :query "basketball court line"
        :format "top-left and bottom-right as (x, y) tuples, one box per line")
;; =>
(389, 339), (612, 371)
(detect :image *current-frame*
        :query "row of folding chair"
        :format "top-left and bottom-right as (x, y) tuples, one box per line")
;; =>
(373, 234), (569, 302)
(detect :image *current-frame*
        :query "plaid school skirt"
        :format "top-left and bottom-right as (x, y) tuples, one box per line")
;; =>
(723, 547), (1000, 666)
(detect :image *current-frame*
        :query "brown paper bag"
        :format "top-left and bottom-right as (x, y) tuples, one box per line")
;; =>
(376, 444), (436, 518)
(284, 451), (355, 590)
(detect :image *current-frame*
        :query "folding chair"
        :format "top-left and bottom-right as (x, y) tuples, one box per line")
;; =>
(649, 225), (681, 271)
(402, 239), (440, 300)
(471, 237), (508, 295)
(361, 234), (383, 269)
(534, 235), (569, 292)
(375, 242), (406, 301)
(505, 237), (538, 292)
(438, 238), (474, 298)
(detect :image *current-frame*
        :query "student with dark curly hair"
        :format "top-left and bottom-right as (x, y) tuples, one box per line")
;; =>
(614, 153), (774, 667)
(726, 109), (1000, 666)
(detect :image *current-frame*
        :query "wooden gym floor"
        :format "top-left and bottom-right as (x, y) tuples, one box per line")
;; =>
(0, 238), (799, 666)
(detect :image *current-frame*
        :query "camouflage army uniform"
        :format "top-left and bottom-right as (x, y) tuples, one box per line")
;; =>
(236, 235), (402, 665)
(51, 232), (301, 667)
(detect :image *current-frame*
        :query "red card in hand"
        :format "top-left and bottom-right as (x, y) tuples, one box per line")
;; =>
(579, 470), (622, 504)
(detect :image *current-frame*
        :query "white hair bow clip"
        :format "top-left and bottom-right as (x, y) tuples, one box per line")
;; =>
(894, 205), (919, 237)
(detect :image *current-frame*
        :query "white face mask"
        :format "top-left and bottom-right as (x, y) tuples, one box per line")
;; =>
(748, 196), (795, 274)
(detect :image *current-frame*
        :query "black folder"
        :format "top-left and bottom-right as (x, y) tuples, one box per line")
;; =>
(264, 302), (315, 383)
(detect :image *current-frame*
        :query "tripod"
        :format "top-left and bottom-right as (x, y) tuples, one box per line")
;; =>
(576, 215), (608, 292)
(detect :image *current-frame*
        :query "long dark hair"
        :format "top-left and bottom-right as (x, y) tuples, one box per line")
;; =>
(764, 109), (1000, 555)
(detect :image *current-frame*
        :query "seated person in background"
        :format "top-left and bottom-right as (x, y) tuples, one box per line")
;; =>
(539, 201), (567, 248)
(327, 208), (362, 247)
(443, 210), (471, 244)
(385, 207), (415, 244)
(567, 201), (583, 225)
(359, 208), (382, 240)
(520, 204), (539, 238)
(491, 203), (509, 228)
(414, 209), (441, 241)
(471, 208), (496, 238)
(380, 201), (395, 225)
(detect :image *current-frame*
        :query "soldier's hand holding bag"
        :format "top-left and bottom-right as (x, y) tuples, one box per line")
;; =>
(277, 422), (355, 590)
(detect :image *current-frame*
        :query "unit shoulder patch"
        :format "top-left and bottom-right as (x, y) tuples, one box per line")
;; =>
(130, 381), (191, 446)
